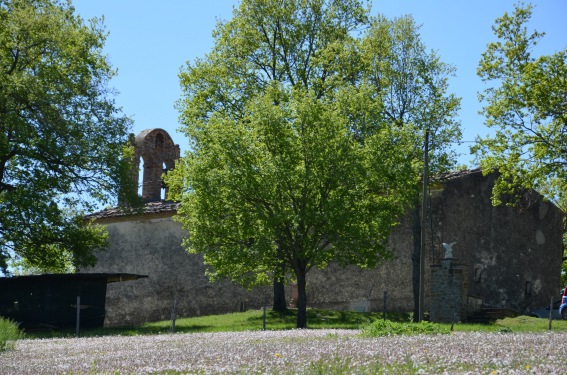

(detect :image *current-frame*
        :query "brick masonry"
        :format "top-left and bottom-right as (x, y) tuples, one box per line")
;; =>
(133, 129), (180, 201)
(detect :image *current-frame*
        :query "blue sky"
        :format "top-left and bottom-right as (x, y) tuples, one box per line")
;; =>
(73, 0), (567, 166)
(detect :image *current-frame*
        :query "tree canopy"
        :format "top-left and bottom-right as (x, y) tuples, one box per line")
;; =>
(473, 3), (567, 207)
(0, 0), (132, 273)
(472, 3), (567, 284)
(168, 0), (461, 328)
(359, 14), (461, 167)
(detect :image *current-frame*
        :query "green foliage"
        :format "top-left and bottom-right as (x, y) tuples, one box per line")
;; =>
(358, 14), (461, 173)
(0, 0), (133, 273)
(168, 0), (461, 328)
(361, 319), (449, 337)
(0, 317), (23, 351)
(171, 86), (417, 281)
(473, 3), (567, 208)
(8, 249), (76, 275)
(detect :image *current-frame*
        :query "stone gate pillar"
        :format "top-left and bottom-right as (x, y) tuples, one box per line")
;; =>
(430, 259), (469, 323)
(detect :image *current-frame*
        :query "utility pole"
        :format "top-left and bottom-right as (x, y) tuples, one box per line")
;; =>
(418, 129), (429, 322)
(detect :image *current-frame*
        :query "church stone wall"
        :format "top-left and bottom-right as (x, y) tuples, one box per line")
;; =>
(436, 172), (564, 312)
(307, 210), (420, 312)
(88, 216), (270, 327)
(307, 171), (564, 315)
(89, 203), (426, 326)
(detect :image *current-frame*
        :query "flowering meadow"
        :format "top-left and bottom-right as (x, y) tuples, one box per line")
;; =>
(0, 329), (565, 374)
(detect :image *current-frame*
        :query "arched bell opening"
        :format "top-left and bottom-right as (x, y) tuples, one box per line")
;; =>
(133, 129), (181, 202)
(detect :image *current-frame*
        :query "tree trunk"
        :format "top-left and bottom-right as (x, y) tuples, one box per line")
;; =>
(272, 275), (287, 312)
(296, 269), (308, 328)
(412, 195), (421, 323)
(273, 244), (288, 312)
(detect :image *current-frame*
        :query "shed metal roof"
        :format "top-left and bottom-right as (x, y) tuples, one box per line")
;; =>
(0, 273), (148, 284)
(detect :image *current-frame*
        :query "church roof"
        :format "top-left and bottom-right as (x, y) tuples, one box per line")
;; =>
(433, 168), (482, 182)
(85, 200), (180, 222)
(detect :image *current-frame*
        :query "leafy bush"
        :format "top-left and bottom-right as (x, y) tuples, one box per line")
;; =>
(361, 319), (449, 337)
(0, 317), (23, 351)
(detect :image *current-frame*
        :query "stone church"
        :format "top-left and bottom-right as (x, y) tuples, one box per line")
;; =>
(85, 129), (564, 326)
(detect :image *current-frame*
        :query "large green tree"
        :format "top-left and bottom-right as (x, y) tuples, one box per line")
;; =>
(0, 0), (133, 273)
(176, 0), (372, 311)
(168, 0), (460, 328)
(169, 86), (417, 329)
(474, 3), (566, 205)
(472, 3), (567, 281)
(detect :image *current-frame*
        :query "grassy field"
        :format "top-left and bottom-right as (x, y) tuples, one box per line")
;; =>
(4, 310), (567, 374)
(24, 308), (567, 339)
(3, 316), (567, 374)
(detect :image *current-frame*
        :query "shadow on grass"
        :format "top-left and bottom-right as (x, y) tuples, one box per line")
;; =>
(246, 308), (411, 328)
(24, 308), (414, 339)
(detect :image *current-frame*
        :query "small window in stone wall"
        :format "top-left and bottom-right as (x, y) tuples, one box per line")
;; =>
(474, 267), (483, 283)
(525, 281), (532, 296)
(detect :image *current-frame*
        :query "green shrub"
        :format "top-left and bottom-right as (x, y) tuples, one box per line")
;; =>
(361, 319), (449, 337)
(0, 317), (23, 351)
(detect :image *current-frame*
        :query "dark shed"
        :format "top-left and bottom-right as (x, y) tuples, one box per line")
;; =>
(0, 273), (147, 329)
